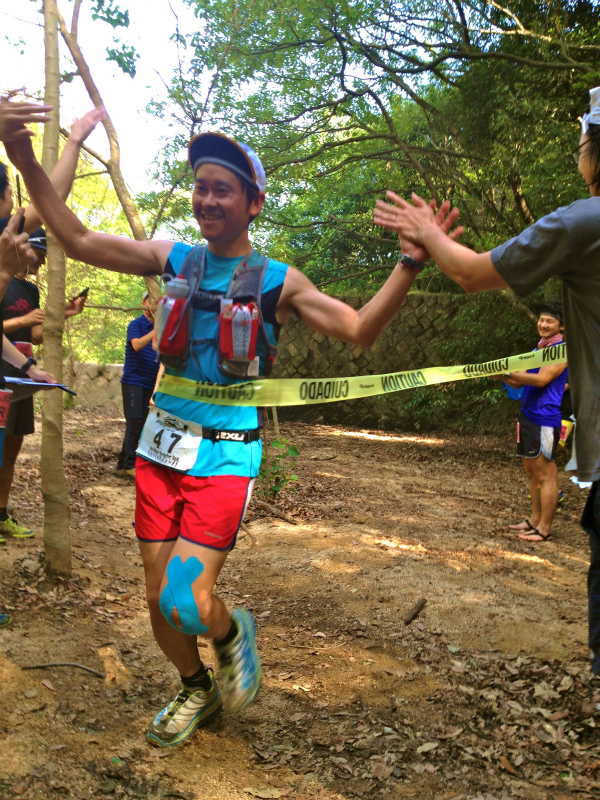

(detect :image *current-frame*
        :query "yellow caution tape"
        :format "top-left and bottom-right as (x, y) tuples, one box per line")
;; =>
(157, 343), (567, 408)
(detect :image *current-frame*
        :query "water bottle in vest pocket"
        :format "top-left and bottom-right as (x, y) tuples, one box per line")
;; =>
(155, 276), (191, 364)
(219, 299), (260, 377)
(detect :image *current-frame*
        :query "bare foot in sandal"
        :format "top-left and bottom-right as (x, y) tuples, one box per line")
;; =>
(517, 527), (552, 542)
(508, 519), (536, 532)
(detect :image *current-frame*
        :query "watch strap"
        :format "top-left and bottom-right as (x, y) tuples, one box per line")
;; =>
(400, 254), (425, 272)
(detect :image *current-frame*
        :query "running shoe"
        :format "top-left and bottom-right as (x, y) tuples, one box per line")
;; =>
(558, 490), (564, 503)
(146, 672), (222, 748)
(216, 608), (262, 712)
(0, 516), (34, 539)
(0, 613), (12, 628)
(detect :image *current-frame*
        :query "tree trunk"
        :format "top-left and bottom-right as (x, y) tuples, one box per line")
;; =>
(41, 0), (71, 577)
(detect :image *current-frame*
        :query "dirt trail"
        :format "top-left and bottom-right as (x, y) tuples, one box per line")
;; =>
(0, 410), (598, 800)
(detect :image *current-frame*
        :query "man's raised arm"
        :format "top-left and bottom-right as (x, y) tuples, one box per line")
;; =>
(0, 100), (171, 276)
(277, 200), (463, 348)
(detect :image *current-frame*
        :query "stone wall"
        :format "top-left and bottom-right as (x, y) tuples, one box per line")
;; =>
(67, 362), (124, 409)
(67, 291), (471, 429)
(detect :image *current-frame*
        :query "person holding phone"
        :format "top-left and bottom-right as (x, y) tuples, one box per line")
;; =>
(0, 227), (86, 539)
(0, 210), (56, 623)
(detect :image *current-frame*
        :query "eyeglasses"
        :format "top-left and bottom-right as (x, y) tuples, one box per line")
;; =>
(572, 150), (581, 166)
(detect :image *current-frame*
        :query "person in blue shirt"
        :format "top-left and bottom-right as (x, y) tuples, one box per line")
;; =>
(1, 104), (461, 748)
(501, 302), (568, 543)
(116, 291), (159, 479)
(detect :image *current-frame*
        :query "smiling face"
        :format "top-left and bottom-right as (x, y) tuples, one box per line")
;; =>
(191, 163), (264, 255)
(537, 313), (563, 340)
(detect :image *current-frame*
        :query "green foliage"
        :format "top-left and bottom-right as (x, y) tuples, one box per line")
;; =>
(258, 437), (300, 499)
(91, 0), (130, 28)
(105, 42), (139, 77)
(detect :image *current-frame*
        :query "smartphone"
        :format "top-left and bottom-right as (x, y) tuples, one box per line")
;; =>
(70, 287), (89, 302)
(16, 175), (25, 234)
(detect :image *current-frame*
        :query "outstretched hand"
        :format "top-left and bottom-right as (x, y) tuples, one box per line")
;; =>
(0, 98), (52, 144)
(374, 192), (464, 263)
(69, 105), (107, 145)
(0, 210), (34, 279)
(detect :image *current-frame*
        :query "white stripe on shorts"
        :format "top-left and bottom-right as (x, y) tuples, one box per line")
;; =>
(540, 426), (555, 461)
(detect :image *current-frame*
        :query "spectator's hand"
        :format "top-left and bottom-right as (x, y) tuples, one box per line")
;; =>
(149, 393), (156, 408)
(0, 210), (34, 279)
(374, 193), (464, 262)
(22, 308), (45, 327)
(0, 98), (52, 144)
(68, 106), (107, 145)
(65, 296), (86, 317)
(27, 365), (57, 384)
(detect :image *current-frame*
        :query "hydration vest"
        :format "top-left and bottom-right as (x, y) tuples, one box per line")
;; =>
(157, 246), (277, 378)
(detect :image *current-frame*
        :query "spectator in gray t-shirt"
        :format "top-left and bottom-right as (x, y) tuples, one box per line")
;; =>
(374, 86), (600, 678)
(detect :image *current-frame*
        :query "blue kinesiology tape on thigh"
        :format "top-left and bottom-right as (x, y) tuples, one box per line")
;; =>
(159, 555), (209, 634)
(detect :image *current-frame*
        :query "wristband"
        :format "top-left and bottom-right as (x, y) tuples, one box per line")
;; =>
(21, 357), (37, 373)
(399, 254), (425, 272)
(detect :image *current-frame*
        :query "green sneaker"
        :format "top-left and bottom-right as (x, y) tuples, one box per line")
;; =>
(0, 613), (12, 628)
(146, 673), (222, 748)
(0, 516), (35, 539)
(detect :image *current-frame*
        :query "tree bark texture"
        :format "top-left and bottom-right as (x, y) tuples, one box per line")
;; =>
(41, 0), (71, 576)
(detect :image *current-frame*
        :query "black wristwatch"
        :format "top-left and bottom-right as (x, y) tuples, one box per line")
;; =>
(21, 357), (37, 373)
(400, 254), (425, 272)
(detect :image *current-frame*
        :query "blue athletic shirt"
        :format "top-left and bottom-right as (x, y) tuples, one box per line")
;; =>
(121, 315), (160, 389)
(149, 244), (288, 477)
(521, 341), (568, 428)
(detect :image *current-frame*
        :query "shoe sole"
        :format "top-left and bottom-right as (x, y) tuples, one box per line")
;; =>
(10, 533), (35, 539)
(146, 697), (222, 748)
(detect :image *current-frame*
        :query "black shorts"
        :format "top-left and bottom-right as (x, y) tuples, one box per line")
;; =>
(5, 396), (35, 437)
(516, 412), (559, 461)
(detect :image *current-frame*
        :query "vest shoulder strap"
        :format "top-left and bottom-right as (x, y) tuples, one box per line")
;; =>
(177, 245), (207, 296)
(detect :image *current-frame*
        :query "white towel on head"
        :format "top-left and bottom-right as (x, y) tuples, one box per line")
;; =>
(582, 86), (600, 133)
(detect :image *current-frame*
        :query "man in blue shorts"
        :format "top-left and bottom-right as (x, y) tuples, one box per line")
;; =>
(0, 101), (462, 746)
(375, 86), (600, 677)
(116, 291), (159, 479)
(502, 302), (567, 542)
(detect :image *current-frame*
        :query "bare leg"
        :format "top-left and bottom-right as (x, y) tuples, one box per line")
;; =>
(518, 454), (558, 541)
(508, 456), (541, 530)
(138, 539), (230, 677)
(0, 435), (23, 507)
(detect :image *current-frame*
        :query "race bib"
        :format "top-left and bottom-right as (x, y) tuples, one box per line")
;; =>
(137, 408), (202, 472)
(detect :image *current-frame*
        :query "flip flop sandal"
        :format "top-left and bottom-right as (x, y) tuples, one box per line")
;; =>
(517, 527), (552, 542)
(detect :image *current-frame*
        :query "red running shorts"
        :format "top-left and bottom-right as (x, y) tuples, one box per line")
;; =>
(134, 456), (254, 550)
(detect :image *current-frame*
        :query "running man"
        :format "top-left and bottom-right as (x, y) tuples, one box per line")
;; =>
(374, 86), (600, 677)
(0, 100), (461, 746)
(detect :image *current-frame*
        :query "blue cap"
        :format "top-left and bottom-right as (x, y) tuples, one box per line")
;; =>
(188, 132), (266, 192)
(29, 227), (46, 251)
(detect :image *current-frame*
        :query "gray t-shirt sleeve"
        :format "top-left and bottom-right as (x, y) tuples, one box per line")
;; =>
(491, 198), (600, 297)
